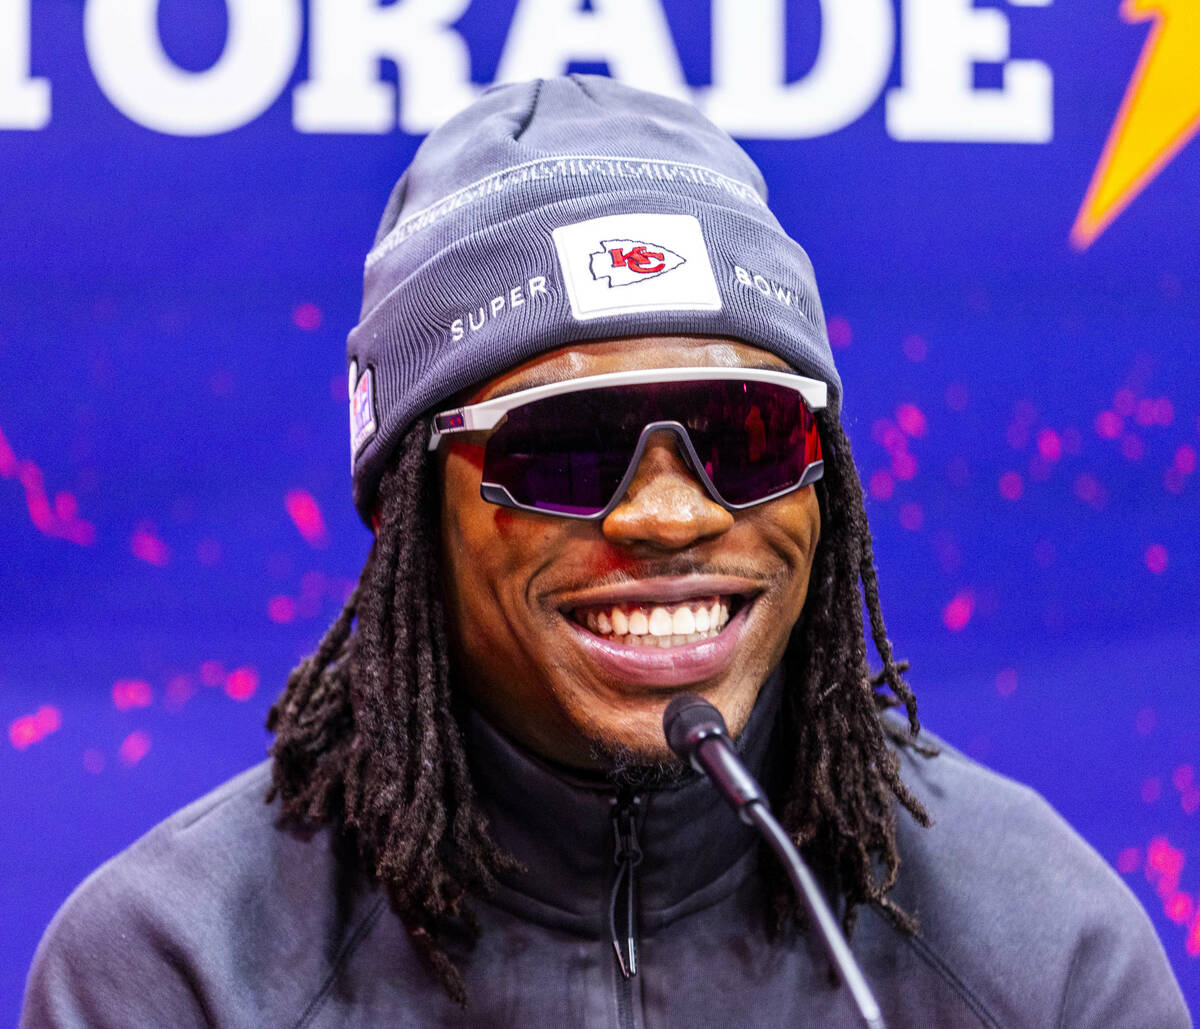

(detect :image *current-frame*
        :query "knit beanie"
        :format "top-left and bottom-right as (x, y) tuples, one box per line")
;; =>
(348, 74), (839, 523)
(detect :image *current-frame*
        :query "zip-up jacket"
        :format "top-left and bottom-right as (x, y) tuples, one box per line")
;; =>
(23, 676), (1190, 1027)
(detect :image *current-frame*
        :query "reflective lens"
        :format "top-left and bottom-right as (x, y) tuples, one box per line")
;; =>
(481, 379), (822, 517)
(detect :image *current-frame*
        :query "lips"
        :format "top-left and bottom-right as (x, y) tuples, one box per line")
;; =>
(558, 578), (759, 688)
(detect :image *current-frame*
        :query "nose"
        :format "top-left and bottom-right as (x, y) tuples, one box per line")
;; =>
(601, 430), (734, 549)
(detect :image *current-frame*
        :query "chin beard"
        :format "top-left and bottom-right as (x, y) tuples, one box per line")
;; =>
(586, 736), (693, 791)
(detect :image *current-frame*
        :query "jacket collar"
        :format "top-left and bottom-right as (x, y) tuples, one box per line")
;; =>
(464, 669), (783, 934)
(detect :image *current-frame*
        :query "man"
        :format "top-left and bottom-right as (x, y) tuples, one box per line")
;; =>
(25, 76), (1188, 1027)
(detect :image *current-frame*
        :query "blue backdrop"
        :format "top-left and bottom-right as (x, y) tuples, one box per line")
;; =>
(2, 0), (1197, 1018)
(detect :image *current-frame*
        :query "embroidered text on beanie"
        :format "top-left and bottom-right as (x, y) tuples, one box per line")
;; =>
(348, 75), (839, 524)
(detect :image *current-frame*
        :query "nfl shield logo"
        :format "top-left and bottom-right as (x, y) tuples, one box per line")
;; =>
(350, 362), (377, 458)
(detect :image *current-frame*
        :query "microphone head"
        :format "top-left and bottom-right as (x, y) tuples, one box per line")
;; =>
(663, 693), (729, 761)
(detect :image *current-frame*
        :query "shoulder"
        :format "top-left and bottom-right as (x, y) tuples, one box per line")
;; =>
(885, 718), (1190, 1027)
(23, 762), (383, 1028)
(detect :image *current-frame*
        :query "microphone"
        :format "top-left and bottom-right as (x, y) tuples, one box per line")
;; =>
(663, 694), (886, 1029)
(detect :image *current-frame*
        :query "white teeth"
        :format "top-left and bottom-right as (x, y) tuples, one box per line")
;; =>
(575, 597), (738, 646)
(648, 607), (673, 637)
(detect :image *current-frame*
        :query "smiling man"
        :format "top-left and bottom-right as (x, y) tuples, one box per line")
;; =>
(24, 76), (1188, 1028)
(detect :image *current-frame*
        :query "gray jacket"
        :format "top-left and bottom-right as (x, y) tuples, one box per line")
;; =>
(23, 685), (1189, 1028)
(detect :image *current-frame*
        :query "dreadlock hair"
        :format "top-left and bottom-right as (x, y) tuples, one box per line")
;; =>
(268, 410), (931, 1004)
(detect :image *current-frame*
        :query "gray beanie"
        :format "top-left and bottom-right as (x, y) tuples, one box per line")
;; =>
(348, 74), (839, 523)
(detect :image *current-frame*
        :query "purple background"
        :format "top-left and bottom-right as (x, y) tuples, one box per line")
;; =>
(2, 0), (1197, 1018)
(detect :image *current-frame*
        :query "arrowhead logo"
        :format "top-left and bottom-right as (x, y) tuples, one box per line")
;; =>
(590, 239), (686, 287)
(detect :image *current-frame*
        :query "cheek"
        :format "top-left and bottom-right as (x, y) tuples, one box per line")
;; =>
(757, 488), (822, 605)
(438, 447), (558, 616)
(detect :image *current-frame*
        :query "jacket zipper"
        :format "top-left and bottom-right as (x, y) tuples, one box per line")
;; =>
(609, 792), (642, 1027)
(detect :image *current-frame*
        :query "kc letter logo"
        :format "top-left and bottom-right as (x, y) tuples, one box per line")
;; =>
(590, 239), (686, 287)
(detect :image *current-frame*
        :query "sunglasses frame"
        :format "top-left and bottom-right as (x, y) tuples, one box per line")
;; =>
(429, 366), (828, 520)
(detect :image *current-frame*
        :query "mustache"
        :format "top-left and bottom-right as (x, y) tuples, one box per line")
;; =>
(555, 559), (771, 592)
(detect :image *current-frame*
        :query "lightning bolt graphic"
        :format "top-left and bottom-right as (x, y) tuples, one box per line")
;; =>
(1071, 0), (1200, 250)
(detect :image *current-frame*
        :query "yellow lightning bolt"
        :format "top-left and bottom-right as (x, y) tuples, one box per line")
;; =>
(1071, 0), (1200, 250)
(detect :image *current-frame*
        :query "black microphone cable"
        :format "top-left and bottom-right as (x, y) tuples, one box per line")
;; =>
(663, 693), (886, 1029)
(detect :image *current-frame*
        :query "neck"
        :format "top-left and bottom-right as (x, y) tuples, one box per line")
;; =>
(462, 670), (785, 933)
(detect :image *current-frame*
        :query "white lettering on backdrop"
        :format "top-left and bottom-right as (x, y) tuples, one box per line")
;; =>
(2, 0), (1054, 143)
(704, 0), (895, 138)
(83, 0), (301, 135)
(495, 0), (690, 104)
(0, 0), (49, 128)
(887, 0), (1053, 142)
(295, 0), (477, 134)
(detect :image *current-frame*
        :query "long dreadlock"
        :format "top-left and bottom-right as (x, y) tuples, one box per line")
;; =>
(267, 410), (931, 1002)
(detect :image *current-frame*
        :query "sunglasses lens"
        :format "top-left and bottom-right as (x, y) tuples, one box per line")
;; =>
(482, 379), (820, 515)
(683, 381), (821, 505)
(484, 392), (638, 515)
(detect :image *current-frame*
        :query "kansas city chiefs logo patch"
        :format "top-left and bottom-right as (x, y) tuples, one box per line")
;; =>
(589, 239), (686, 287)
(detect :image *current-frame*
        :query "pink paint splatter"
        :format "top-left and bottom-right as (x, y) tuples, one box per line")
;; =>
(1116, 847), (1140, 875)
(112, 679), (153, 710)
(898, 502), (923, 531)
(1073, 473), (1108, 510)
(118, 730), (151, 767)
(873, 419), (907, 456)
(1145, 544), (1168, 575)
(165, 675), (195, 710)
(267, 595), (296, 623)
(1175, 445), (1196, 475)
(1094, 411), (1122, 440)
(285, 490), (328, 548)
(200, 660), (225, 687)
(891, 452), (917, 481)
(995, 668), (1017, 697)
(293, 302), (323, 331)
(1036, 429), (1061, 462)
(224, 667), (259, 702)
(130, 522), (170, 566)
(827, 316), (852, 348)
(998, 472), (1023, 501)
(0, 426), (97, 545)
(1121, 433), (1144, 461)
(1166, 893), (1195, 925)
(942, 592), (974, 632)
(895, 403), (927, 438)
(8, 705), (62, 750)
